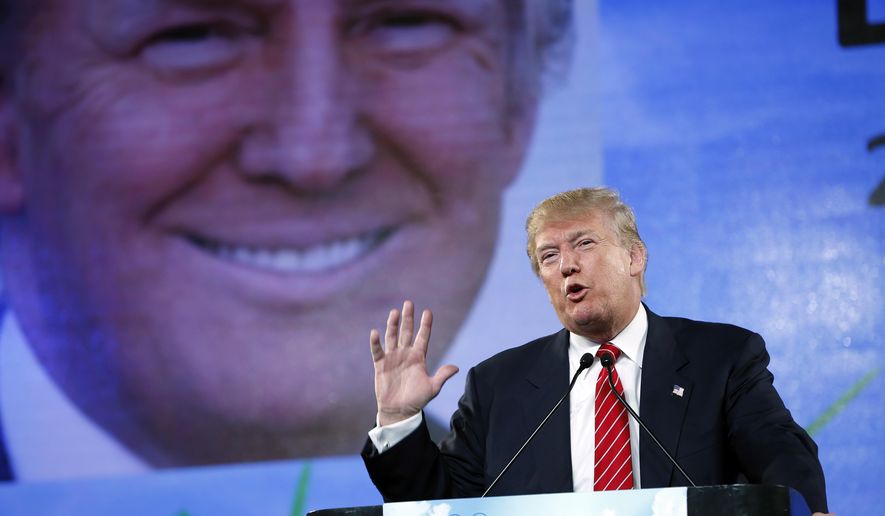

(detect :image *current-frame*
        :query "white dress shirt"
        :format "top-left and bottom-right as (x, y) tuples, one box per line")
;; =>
(569, 304), (647, 491)
(0, 311), (150, 480)
(369, 305), (649, 492)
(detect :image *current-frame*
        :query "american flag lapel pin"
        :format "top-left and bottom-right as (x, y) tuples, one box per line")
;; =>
(672, 385), (685, 397)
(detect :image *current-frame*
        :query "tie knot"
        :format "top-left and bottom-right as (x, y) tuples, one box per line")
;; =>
(597, 343), (621, 362)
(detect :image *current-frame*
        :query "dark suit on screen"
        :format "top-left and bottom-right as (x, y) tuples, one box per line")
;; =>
(362, 306), (828, 513)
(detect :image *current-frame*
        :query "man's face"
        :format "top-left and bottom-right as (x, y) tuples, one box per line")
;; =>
(533, 211), (644, 341)
(0, 0), (536, 463)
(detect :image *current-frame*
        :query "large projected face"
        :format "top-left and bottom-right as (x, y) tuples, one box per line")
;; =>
(0, 0), (542, 466)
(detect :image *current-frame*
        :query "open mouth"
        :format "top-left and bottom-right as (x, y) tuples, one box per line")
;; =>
(187, 228), (393, 274)
(566, 283), (587, 300)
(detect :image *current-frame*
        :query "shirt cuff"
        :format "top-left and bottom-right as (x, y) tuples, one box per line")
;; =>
(368, 412), (423, 453)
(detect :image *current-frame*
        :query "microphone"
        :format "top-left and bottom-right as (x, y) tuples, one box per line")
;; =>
(481, 352), (594, 498)
(599, 350), (697, 487)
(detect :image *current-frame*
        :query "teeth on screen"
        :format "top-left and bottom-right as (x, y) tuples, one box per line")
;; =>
(209, 233), (379, 273)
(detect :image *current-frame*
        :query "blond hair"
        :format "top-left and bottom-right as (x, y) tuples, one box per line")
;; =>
(525, 187), (648, 295)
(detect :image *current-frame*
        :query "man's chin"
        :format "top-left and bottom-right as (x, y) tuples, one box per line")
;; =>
(137, 401), (375, 465)
(566, 312), (613, 339)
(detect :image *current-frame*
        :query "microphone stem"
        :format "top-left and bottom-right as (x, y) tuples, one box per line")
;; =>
(481, 363), (588, 498)
(605, 367), (697, 487)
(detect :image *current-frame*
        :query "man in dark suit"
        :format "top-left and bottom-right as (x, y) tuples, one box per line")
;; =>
(362, 187), (831, 515)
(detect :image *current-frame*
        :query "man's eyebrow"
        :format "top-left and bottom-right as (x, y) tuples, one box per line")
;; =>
(99, 0), (283, 16)
(341, 0), (497, 22)
(535, 228), (598, 255)
(565, 229), (599, 243)
(534, 236), (563, 256)
(89, 0), (282, 47)
(342, 0), (485, 7)
(154, 0), (285, 7)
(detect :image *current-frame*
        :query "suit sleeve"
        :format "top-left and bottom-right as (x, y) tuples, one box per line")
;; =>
(724, 332), (828, 513)
(361, 367), (487, 502)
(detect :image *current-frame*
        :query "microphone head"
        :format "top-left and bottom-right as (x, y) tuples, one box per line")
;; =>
(579, 352), (594, 370)
(599, 350), (615, 369)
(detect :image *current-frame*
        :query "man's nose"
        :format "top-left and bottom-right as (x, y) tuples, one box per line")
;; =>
(237, 7), (374, 192)
(559, 249), (580, 276)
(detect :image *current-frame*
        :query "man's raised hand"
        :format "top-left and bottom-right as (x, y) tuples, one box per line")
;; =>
(370, 300), (459, 427)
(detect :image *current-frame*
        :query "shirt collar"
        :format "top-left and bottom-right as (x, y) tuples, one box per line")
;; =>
(568, 304), (648, 369)
(0, 310), (150, 480)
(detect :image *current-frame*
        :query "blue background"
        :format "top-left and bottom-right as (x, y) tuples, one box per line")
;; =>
(600, 1), (884, 513)
(1, 1), (881, 514)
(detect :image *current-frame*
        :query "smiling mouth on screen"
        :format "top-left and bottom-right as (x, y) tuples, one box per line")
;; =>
(187, 228), (393, 274)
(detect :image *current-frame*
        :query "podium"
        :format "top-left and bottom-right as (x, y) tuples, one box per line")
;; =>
(309, 485), (811, 515)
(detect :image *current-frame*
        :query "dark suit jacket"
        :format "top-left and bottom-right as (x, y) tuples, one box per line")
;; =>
(362, 307), (828, 513)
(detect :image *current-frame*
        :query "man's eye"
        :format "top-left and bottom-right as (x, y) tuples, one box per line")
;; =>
(351, 9), (461, 55)
(154, 24), (218, 43)
(141, 22), (253, 74)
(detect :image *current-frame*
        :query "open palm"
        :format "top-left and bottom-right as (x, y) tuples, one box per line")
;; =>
(370, 300), (459, 427)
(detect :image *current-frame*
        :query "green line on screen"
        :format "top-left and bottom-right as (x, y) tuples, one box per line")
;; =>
(291, 460), (313, 516)
(806, 367), (879, 437)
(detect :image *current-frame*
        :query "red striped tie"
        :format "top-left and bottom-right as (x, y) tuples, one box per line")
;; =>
(594, 343), (634, 491)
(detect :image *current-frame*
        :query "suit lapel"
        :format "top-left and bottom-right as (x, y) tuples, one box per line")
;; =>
(521, 329), (573, 493)
(639, 307), (692, 487)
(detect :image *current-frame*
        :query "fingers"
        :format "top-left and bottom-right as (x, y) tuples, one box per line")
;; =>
(381, 301), (426, 351)
(369, 329), (384, 362)
(384, 307), (400, 349)
(430, 364), (459, 396)
(414, 309), (433, 355)
(399, 300), (414, 347)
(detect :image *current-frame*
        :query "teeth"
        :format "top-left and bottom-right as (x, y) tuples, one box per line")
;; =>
(195, 232), (385, 273)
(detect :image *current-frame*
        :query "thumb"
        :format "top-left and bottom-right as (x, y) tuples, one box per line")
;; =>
(430, 364), (459, 396)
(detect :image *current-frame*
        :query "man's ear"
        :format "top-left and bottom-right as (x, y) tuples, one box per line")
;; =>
(628, 242), (646, 277)
(0, 84), (24, 213)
